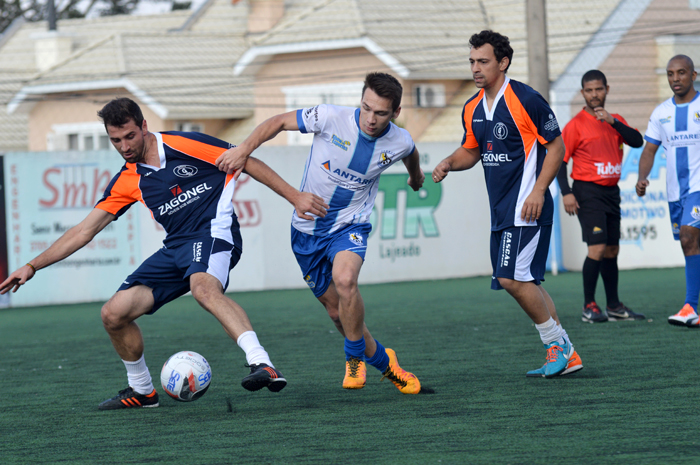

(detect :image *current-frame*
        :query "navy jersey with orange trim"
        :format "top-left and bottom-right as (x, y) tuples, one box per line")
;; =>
(461, 77), (561, 230)
(95, 131), (240, 248)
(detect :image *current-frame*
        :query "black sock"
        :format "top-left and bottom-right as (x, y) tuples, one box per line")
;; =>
(601, 257), (620, 309)
(582, 256), (602, 305)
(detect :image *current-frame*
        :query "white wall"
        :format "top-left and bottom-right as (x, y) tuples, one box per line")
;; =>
(3, 143), (682, 307)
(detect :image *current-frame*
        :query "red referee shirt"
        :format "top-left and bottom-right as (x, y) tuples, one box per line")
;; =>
(562, 108), (629, 186)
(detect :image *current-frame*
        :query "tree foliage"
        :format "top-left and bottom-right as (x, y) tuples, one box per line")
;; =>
(0, 0), (142, 35)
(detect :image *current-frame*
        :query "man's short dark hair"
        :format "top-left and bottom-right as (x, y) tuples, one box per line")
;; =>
(469, 30), (514, 72)
(581, 70), (607, 88)
(362, 72), (403, 112)
(669, 54), (695, 72)
(98, 98), (144, 129)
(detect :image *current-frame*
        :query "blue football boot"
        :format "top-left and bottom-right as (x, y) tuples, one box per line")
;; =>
(527, 349), (583, 377)
(526, 340), (573, 378)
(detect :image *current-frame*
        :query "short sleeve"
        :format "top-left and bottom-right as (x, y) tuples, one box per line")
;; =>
(525, 91), (561, 143)
(296, 104), (329, 135)
(461, 101), (479, 149)
(644, 110), (663, 146)
(94, 167), (138, 219)
(561, 120), (579, 163)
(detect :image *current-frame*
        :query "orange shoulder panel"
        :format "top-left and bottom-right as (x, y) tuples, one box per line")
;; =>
(161, 134), (228, 165)
(503, 85), (548, 160)
(462, 90), (484, 149)
(95, 164), (142, 215)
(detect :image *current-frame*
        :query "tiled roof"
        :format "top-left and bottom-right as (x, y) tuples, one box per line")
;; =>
(246, 0), (624, 82)
(0, 0), (251, 150)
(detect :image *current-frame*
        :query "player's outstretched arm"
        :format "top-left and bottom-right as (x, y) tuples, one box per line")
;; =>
(402, 148), (425, 191)
(636, 141), (659, 197)
(521, 136), (565, 222)
(432, 146), (481, 183)
(0, 208), (115, 294)
(243, 157), (328, 220)
(215, 111), (299, 178)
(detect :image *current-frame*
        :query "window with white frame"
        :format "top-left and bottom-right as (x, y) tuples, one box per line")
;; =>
(176, 122), (204, 133)
(281, 81), (364, 146)
(47, 122), (111, 151)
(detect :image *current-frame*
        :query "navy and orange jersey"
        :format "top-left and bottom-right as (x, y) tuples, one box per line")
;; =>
(461, 77), (561, 230)
(95, 131), (240, 248)
(563, 109), (628, 186)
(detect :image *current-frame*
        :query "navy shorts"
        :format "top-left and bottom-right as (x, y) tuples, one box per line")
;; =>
(118, 237), (241, 313)
(490, 225), (551, 290)
(669, 191), (700, 240)
(291, 223), (372, 298)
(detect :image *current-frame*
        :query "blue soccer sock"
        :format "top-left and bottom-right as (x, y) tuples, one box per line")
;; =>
(685, 254), (700, 311)
(365, 339), (390, 373)
(344, 336), (365, 361)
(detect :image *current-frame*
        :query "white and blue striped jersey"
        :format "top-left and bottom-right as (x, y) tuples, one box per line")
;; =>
(645, 93), (700, 202)
(293, 104), (416, 236)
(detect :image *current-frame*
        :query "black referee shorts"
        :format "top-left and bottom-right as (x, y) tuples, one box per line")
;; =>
(572, 180), (621, 246)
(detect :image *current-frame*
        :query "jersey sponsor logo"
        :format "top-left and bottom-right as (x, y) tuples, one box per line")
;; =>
(692, 206), (700, 221)
(331, 134), (351, 151)
(157, 182), (213, 216)
(694, 112), (700, 124)
(659, 116), (672, 124)
(170, 185), (183, 196)
(349, 232), (364, 246)
(173, 165), (198, 178)
(377, 151), (395, 167)
(473, 118), (484, 123)
(668, 133), (700, 142)
(193, 241), (203, 262)
(305, 106), (319, 123)
(481, 152), (513, 166)
(501, 231), (512, 267)
(494, 122), (508, 140)
(321, 160), (372, 189)
(594, 162), (622, 178)
(544, 114), (559, 132)
(487, 142), (493, 151)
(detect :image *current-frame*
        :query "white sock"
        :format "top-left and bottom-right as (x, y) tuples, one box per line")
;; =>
(558, 324), (572, 347)
(535, 318), (564, 346)
(237, 331), (273, 367)
(123, 354), (155, 395)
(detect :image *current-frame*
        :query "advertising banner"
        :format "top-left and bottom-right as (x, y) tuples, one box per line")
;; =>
(4, 151), (140, 306)
(5, 142), (680, 307)
(227, 143), (493, 294)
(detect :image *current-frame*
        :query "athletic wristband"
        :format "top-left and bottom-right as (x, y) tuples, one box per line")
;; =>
(26, 263), (36, 273)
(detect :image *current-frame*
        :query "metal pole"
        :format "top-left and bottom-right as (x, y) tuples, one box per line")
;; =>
(526, 0), (549, 98)
(48, 0), (57, 31)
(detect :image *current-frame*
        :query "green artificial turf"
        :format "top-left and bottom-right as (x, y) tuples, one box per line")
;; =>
(1, 268), (698, 464)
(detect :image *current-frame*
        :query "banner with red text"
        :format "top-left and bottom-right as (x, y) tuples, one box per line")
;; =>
(3, 151), (139, 306)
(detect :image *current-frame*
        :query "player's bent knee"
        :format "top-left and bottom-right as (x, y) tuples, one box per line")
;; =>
(496, 277), (516, 291)
(332, 273), (358, 296)
(679, 230), (700, 254)
(101, 303), (131, 332)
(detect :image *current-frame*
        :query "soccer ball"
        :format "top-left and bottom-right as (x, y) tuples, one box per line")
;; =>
(160, 351), (212, 402)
